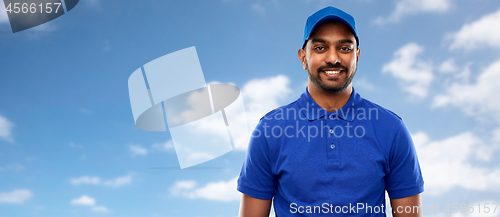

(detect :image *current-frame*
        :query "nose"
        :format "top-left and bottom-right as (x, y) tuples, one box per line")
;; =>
(324, 49), (340, 65)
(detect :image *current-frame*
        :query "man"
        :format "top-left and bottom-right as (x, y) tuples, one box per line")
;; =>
(237, 6), (424, 217)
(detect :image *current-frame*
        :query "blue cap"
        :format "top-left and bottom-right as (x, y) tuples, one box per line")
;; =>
(302, 6), (359, 48)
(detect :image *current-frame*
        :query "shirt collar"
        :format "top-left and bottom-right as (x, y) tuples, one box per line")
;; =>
(297, 86), (363, 122)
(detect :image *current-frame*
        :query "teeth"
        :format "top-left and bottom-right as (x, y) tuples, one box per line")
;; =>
(324, 70), (341, 75)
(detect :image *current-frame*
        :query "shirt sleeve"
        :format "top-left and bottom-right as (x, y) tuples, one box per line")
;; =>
(385, 119), (424, 199)
(237, 119), (277, 200)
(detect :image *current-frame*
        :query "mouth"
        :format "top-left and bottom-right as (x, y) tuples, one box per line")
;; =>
(320, 68), (346, 77)
(324, 70), (342, 75)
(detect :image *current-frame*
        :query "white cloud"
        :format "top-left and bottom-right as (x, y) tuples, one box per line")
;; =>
(91, 206), (110, 213)
(71, 195), (95, 206)
(251, 3), (265, 15)
(70, 176), (101, 185)
(165, 88), (220, 128)
(243, 76), (291, 119)
(170, 177), (240, 202)
(176, 121), (228, 168)
(0, 189), (32, 204)
(129, 145), (147, 157)
(152, 140), (175, 152)
(148, 75), (292, 165)
(439, 58), (459, 73)
(237, 75), (292, 150)
(449, 9), (500, 50)
(493, 128), (500, 144)
(101, 174), (132, 187)
(69, 174), (133, 187)
(155, 75), (292, 164)
(171, 180), (197, 190)
(0, 114), (14, 142)
(243, 75), (291, 111)
(71, 195), (111, 213)
(382, 43), (433, 98)
(433, 59), (500, 121)
(413, 131), (500, 195)
(375, 0), (451, 24)
(354, 77), (375, 91)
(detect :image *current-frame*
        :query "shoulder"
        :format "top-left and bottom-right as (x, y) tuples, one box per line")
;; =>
(357, 97), (410, 148)
(259, 99), (300, 122)
(359, 97), (403, 124)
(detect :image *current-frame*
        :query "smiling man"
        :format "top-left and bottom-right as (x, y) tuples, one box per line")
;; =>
(237, 6), (424, 217)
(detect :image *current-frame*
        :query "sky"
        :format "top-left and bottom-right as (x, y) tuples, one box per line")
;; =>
(1, 0), (500, 216)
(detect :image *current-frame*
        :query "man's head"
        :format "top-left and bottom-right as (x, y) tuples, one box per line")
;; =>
(302, 6), (359, 49)
(298, 7), (360, 94)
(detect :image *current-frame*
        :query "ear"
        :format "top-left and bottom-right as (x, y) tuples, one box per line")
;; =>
(298, 49), (307, 70)
(356, 47), (360, 63)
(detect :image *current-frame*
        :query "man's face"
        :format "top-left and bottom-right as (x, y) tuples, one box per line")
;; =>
(298, 22), (360, 94)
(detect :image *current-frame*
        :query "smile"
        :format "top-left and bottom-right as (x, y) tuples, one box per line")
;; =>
(324, 70), (341, 75)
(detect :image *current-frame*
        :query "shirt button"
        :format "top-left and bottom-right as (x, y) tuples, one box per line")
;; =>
(329, 129), (334, 134)
(329, 115), (335, 120)
(330, 144), (335, 149)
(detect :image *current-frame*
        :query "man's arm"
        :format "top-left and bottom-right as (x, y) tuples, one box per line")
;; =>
(390, 194), (423, 217)
(239, 194), (272, 217)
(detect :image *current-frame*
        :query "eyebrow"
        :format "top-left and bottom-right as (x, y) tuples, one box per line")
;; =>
(339, 39), (354, 44)
(310, 38), (354, 45)
(311, 38), (328, 44)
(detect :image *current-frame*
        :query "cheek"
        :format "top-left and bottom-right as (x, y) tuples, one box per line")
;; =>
(308, 56), (321, 68)
(350, 60), (356, 69)
(348, 55), (357, 69)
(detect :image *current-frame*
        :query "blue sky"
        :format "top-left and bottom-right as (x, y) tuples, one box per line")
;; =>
(1, 0), (500, 216)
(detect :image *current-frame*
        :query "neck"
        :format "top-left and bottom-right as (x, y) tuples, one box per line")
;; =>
(307, 81), (353, 112)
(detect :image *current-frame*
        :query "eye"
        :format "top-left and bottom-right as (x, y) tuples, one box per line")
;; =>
(340, 47), (352, 52)
(314, 46), (325, 51)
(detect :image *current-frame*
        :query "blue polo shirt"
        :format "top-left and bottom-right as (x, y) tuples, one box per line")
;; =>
(237, 87), (424, 216)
